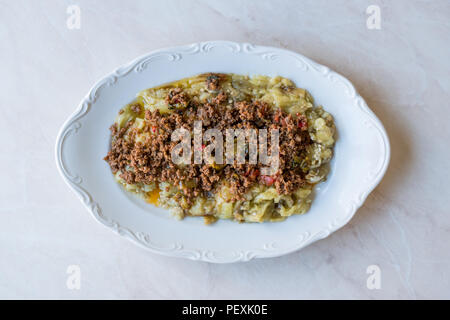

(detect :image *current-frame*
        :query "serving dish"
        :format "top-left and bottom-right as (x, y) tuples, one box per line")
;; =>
(55, 41), (390, 263)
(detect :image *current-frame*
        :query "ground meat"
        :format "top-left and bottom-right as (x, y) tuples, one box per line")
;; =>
(103, 122), (134, 175)
(130, 103), (142, 114)
(105, 77), (312, 204)
(165, 88), (189, 109)
(205, 73), (226, 91)
(211, 91), (227, 105)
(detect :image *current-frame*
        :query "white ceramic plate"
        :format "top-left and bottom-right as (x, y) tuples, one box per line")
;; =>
(55, 41), (390, 263)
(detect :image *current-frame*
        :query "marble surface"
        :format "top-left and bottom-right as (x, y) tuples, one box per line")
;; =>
(0, 0), (449, 299)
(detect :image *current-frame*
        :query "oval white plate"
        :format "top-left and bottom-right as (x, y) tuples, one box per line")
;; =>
(55, 41), (390, 263)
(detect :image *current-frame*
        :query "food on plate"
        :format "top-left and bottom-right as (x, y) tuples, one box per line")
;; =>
(104, 73), (335, 224)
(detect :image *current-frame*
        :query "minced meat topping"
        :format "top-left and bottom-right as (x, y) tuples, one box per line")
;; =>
(104, 74), (313, 205)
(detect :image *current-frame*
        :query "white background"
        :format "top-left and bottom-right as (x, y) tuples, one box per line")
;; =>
(1, 0), (449, 299)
